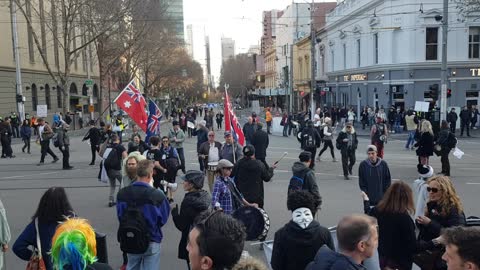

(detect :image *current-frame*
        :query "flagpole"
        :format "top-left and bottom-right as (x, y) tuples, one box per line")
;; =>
(113, 79), (136, 103)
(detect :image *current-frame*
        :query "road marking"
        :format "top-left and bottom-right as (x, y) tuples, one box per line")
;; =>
(466, 182), (480, 185)
(0, 171), (58, 179)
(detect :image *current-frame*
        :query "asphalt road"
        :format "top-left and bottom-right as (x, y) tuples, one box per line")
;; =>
(1, 123), (480, 270)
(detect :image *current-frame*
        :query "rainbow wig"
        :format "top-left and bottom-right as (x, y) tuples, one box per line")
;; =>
(51, 218), (97, 270)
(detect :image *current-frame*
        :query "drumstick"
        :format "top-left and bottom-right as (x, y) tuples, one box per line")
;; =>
(273, 152), (288, 166)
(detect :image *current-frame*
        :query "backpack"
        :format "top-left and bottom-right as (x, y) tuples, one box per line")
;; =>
(52, 133), (60, 148)
(117, 189), (151, 254)
(447, 133), (457, 149)
(288, 175), (305, 194)
(302, 130), (316, 148)
(104, 146), (120, 171)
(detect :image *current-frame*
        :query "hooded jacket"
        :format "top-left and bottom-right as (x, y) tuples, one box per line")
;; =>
(271, 220), (334, 270)
(172, 190), (211, 260)
(232, 157), (273, 208)
(305, 245), (366, 270)
(291, 162), (321, 206)
(358, 158), (391, 205)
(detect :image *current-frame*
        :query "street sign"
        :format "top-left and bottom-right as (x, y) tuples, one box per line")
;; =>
(85, 79), (94, 86)
(88, 105), (94, 113)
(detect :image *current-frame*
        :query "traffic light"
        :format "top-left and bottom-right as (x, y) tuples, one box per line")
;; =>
(447, 88), (452, 98)
(429, 84), (439, 100)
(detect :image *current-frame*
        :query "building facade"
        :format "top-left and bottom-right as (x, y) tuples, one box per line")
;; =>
(186, 24), (194, 58)
(293, 37), (312, 111)
(166, 0), (185, 40)
(221, 37), (235, 63)
(323, 0), (480, 114)
(0, 2), (100, 122)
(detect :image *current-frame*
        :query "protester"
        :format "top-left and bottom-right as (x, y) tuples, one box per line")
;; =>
(103, 134), (127, 207)
(472, 105), (479, 129)
(266, 108), (272, 134)
(159, 136), (180, 202)
(336, 122), (358, 180)
(0, 196), (11, 270)
(271, 191), (334, 270)
(129, 124), (141, 142)
(415, 120), (434, 165)
(370, 116), (388, 158)
(56, 120), (73, 170)
(211, 159), (258, 215)
(441, 226), (480, 270)
(460, 106), (471, 137)
(172, 170), (210, 268)
(121, 151), (146, 187)
(405, 110), (418, 150)
(317, 118), (336, 162)
(232, 145), (274, 209)
(13, 187), (75, 270)
(0, 117), (14, 158)
(169, 120), (187, 174)
(435, 120), (456, 176)
(358, 145), (391, 207)
(447, 108), (458, 134)
(215, 112), (224, 130)
(116, 159), (170, 270)
(360, 108), (369, 130)
(51, 218), (112, 270)
(114, 115), (125, 142)
(127, 134), (149, 154)
(242, 117), (255, 145)
(301, 120), (321, 169)
(347, 108), (356, 126)
(9, 112), (19, 138)
(290, 152), (321, 209)
(186, 112), (195, 138)
(250, 122), (269, 168)
(179, 112), (188, 133)
(37, 118), (59, 165)
(20, 119), (31, 154)
(363, 181), (416, 270)
(187, 210), (246, 270)
(82, 120), (102, 165)
(192, 120), (209, 171)
(305, 214), (378, 270)
(415, 176), (466, 270)
(413, 164), (434, 219)
(220, 131), (243, 164)
(199, 131), (222, 192)
(281, 111), (289, 137)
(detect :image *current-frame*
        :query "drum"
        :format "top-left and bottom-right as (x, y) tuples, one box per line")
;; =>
(232, 206), (270, 241)
(207, 162), (218, 172)
(187, 121), (195, 129)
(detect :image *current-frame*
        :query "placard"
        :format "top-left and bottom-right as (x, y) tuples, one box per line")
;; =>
(37, 105), (48, 117)
(414, 101), (430, 112)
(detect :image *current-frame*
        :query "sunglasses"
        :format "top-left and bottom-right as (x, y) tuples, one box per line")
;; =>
(427, 187), (439, 193)
(162, 140), (169, 143)
(208, 135), (215, 137)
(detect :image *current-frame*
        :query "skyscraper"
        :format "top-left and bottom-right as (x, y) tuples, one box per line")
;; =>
(186, 24), (194, 58)
(165, 0), (184, 39)
(221, 37), (235, 62)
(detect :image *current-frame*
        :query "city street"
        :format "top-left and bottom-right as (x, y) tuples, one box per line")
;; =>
(1, 123), (480, 269)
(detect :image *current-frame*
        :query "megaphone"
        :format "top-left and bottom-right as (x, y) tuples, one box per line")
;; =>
(160, 180), (178, 192)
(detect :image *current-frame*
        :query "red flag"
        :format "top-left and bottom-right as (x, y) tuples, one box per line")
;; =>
(114, 80), (148, 131)
(224, 90), (245, 146)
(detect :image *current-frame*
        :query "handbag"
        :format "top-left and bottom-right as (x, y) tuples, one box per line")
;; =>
(26, 218), (46, 270)
(413, 249), (443, 270)
(41, 125), (54, 141)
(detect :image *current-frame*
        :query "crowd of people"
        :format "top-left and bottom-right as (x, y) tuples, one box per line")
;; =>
(0, 103), (479, 270)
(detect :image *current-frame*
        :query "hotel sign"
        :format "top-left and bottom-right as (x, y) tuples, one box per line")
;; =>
(343, 74), (367, 81)
(470, 68), (480, 76)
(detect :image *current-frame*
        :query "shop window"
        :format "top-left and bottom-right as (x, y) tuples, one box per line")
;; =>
(56, 86), (62, 108)
(45, 84), (50, 109)
(426, 27), (438, 60)
(469, 27), (480, 59)
(31, 84), (38, 109)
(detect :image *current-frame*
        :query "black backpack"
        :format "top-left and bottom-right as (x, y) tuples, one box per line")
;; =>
(447, 133), (457, 149)
(104, 146), (120, 171)
(117, 189), (151, 254)
(302, 130), (316, 148)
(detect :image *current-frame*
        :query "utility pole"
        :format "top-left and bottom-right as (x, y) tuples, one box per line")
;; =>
(86, 45), (94, 120)
(440, 0), (448, 121)
(310, 0), (315, 121)
(289, 44), (294, 113)
(10, 0), (25, 121)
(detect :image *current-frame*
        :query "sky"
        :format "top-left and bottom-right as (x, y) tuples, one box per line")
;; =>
(183, 0), (318, 86)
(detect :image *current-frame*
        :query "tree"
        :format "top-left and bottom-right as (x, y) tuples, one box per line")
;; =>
(219, 54), (255, 105)
(454, 0), (480, 16)
(13, 0), (134, 113)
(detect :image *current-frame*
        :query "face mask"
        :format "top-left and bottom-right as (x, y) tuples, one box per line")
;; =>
(292, 207), (313, 229)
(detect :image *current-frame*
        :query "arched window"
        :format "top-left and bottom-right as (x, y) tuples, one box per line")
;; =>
(82, 84), (88, 96)
(56, 86), (62, 108)
(31, 84), (38, 110)
(93, 84), (99, 98)
(45, 84), (51, 108)
(70, 83), (78, 94)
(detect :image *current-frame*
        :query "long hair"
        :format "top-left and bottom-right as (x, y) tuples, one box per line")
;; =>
(376, 181), (415, 215)
(420, 120), (434, 136)
(51, 218), (97, 270)
(32, 187), (74, 223)
(427, 176), (463, 216)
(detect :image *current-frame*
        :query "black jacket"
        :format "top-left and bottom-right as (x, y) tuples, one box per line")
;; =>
(366, 205), (416, 270)
(127, 141), (149, 154)
(460, 109), (471, 123)
(301, 127), (321, 150)
(291, 162), (321, 207)
(83, 127), (102, 145)
(305, 245), (366, 270)
(336, 130), (358, 152)
(251, 129), (269, 159)
(172, 190), (211, 260)
(232, 157), (273, 207)
(271, 221), (334, 270)
(447, 111), (458, 123)
(64, 262), (113, 270)
(358, 158), (391, 205)
(243, 123), (256, 142)
(192, 127), (209, 152)
(415, 132), (434, 157)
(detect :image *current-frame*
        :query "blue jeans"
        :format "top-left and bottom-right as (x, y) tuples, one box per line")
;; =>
(405, 130), (415, 149)
(394, 121), (401, 133)
(127, 242), (161, 270)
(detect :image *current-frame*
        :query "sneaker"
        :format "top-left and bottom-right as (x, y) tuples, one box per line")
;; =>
(37, 162), (44, 166)
(52, 158), (59, 163)
(348, 168), (353, 175)
(63, 166), (74, 170)
(344, 175), (350, 180)
(108, 201), (116, 207)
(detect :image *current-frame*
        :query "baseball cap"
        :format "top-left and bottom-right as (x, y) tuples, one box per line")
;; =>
(172, 120), (179, 126)
(243, 145), (255, 157)
(181, 170), (205, 189)
(299, 151), (312, 162)
(224, 131), (232, 137)
(417, 164), (434, 179)
(217, 159), (234, 169)
(367, 145), (377, 153)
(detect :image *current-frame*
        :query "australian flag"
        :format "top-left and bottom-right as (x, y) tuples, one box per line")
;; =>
(145, 99), (163, 144)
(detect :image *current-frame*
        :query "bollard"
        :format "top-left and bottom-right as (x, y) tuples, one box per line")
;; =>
(95, 231), (108, 264)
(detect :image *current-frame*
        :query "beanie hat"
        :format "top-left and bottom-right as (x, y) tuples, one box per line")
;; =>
(299, 151), (312, 162)
(417, 164), (434, 179)
(243, 145), (255, 157)
(181, 170), (205, 189)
